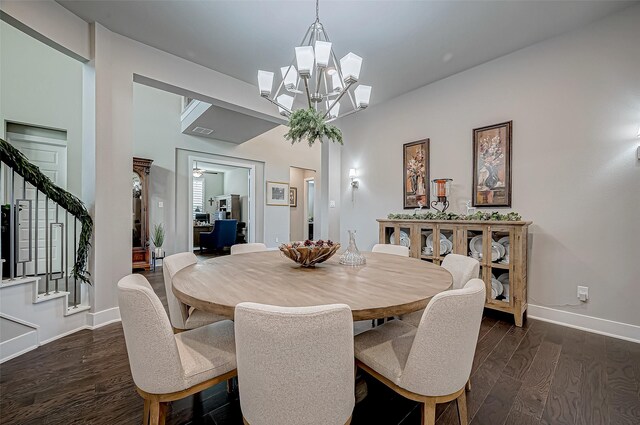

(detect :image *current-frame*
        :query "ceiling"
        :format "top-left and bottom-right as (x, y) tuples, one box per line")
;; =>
(183, 102), (280, 144)
(59, 0), (635, 106)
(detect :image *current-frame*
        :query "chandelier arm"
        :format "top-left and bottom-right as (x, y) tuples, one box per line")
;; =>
(323, 41), (358, 110)
(303, 77), (313, 109)
(322, 81), (353, 119)
(325, 106), (362, 123)
(263, 96), (292, 115)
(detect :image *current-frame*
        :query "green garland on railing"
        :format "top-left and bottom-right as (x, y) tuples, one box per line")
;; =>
(387, 211), (522, 221)
(1, 138), (93, 285)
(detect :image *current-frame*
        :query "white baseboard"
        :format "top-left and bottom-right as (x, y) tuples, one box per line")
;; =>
(87, 306), (121, 328)
(528, 304), (640, 344)
(37, 307), (121, 346)
(0, 331), (38, 364)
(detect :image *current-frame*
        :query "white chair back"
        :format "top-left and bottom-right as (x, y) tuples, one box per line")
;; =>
(117, 274), (184, 394)
(401, 279), (485, 396)
(230, 243), (267, 255)
(235, 302), (355, 425)
(372, 244), (409, 257)
(163, 252), (197, 329)
(441, 254), (480, 289)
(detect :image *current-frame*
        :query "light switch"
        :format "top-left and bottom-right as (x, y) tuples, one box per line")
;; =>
(158, 201), (164, 208)
(329, 200), (336, 208)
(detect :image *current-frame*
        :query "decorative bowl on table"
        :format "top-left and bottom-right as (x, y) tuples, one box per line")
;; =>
(279, 240), (341, 268)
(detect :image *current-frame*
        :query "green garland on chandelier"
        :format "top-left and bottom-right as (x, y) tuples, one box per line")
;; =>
(1, 138), (93, 285)
(284, 108), (344, 146)
(388, 210), (523, 221)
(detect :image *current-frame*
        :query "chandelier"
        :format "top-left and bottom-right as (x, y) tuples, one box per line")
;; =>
(257, 0), (372, 123)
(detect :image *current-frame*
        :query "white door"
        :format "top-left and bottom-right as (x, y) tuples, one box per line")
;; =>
(8, 133), (67, 276)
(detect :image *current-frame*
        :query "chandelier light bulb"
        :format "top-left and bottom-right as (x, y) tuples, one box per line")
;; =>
(295, 46), (315, 77)
(257, 70), (274, 97)
(276, 94), (294, 116)
(328, 101), (341, 119)
(280, 66), (298, 90)
(314, 40), (332, 68)
(340, 52), (363, 84)
(354, 85), (372, 109)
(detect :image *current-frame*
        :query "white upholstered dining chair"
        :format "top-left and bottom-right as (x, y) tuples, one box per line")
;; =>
(400, 253), (480, 327)
(163, 252), (227, 332)
(230, 243), (267, 255)
(372, 243), (410, 257)
(234, 302), (355, 425)
(118, 274), (237, 425)
(354, 279), (485, 425)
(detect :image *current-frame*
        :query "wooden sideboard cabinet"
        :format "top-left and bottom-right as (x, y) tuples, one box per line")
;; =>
(377, 218), (532, 326)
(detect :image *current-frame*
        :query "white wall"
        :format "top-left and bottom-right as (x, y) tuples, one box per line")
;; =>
(203, 173), (224, 215)
(0, 21), (83, 197)
(339, 6), (640, 328)
(223, 167), (249, 222)
(133, 83), (321, 254)
(289, 167), (305, 241)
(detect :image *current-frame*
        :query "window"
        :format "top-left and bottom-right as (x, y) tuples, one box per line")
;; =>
(193, 177), (205, 217)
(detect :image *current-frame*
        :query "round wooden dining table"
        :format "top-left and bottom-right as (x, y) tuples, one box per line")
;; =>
(172, 251), (453, 321)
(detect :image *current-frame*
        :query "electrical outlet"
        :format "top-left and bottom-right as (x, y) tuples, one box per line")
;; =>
(329, 200), (336, 208)
(577, 286), (589, 302)
(275, 237), (279, 243)
(158, 201), (163, 208)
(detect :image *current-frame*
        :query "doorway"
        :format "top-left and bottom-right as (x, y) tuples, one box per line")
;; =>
(289, 167), (316, 241)
(189, 157), (255, 253)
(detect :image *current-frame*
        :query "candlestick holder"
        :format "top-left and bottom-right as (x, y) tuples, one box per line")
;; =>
(431, 178), (452, 212)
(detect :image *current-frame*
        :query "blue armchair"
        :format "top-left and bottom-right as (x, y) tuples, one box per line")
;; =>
(200, 219), (238, 252)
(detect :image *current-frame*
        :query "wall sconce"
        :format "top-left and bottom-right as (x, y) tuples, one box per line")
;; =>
(349, 168), (359, 189)
(431, 178), (452, 212)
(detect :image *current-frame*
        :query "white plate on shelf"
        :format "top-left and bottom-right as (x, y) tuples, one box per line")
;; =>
(390, 231), (411, 248)
(494, 242), (506, 258)
(502, 283), (510, 300)
(490, 245), (502, 262)
(491, 278), (503, 299)
(469, 235), (483, 254)
(440, 239), (453, 255)
(497, 236), (509, 244)
(497, 273), (510, 285)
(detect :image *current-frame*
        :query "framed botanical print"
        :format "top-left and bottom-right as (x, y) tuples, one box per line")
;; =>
(289, 187), (297, 207)
(472, 121), (512, 207)
(266, 181), (289, 206)
(403, 139), (430, 209)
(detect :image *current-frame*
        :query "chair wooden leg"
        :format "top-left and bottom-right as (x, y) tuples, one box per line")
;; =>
(142, 399), (150, 425)
(456, 391), (468, 425)
(158, 402), (167, 425)
(421, 399), (436, 425)
(149, 400), (160, 425)
(466, 378), (471, 391)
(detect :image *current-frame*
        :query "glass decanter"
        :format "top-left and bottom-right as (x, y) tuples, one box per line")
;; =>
(339, 230), (367, 266)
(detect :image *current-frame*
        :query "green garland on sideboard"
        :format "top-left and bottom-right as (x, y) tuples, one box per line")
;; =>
(387, 211), (522, 221)
(1, 138), (93, 285)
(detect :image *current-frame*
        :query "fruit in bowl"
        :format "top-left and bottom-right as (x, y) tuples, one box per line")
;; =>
(279, 240), (341, 268)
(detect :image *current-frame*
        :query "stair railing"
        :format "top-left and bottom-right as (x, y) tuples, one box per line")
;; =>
(1, 138), (93, 309)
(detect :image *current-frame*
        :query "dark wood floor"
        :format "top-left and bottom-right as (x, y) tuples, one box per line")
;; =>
(1, 266), (639, 425)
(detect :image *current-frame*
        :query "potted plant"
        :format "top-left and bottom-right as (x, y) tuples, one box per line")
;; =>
(151, 223), (165, 257)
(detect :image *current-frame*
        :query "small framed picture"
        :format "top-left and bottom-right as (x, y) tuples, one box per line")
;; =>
(289, 187), (298, 207)
(472, 121), (513, 207)
(403, 139), (430, 209)
(266, 181), (289, 206)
